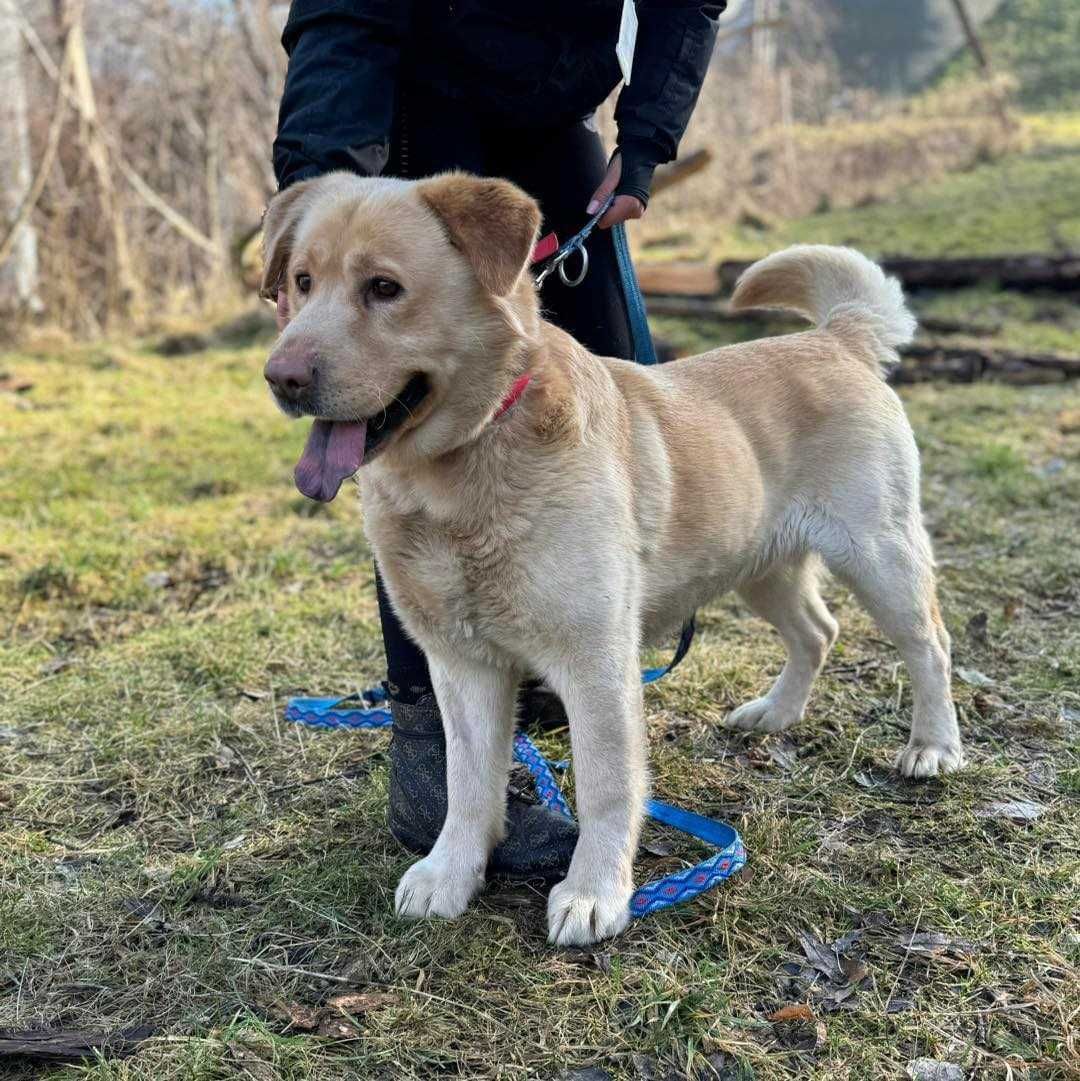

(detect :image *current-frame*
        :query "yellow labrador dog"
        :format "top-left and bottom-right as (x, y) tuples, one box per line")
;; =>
(261, 171), (962, 946)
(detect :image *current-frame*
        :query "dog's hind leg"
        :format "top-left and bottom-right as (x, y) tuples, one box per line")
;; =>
(826, 521), (962, 778)
(394, 656), (517, 921)
(542, 637), (645, 947)
(726, 555), (839, 734)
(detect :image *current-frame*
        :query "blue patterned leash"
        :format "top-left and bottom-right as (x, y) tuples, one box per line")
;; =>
(285, 665), (746, 919)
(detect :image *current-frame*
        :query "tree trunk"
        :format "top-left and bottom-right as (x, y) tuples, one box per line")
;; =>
(58, 0), (142, 320)
(0, 0), (42, 317)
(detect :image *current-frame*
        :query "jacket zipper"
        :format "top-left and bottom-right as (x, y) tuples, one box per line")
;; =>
(399, 97), (410, 179)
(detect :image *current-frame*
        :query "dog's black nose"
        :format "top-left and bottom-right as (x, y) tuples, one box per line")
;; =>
(265, 346), (316, 401)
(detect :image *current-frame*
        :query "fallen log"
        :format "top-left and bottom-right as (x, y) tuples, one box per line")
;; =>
(635, 262), (720, 298)
(714, 253), (1080, 294)
(648, 326), (1080, 384)
(0, 1025), (155, 1063)
(645, 296), (1002, 338)
(890, 342), (1080, 385)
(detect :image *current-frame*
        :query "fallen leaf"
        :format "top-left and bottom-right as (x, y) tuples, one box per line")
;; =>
(213, 743), (239, 770)
(839, 956), (868, 984)
(906, 1058), (965, 1081)
(767, 738), (799, 771)
(964, 611), (988, 644)
(639, 836), (674, 858)
(0, 373), (34, 393)
(1001, 598), (1021, 622)
(40, 656), (74, 675)
(1035, 457), (1065, 477)
(886, 997), (914, 1014)
(769, 1003), (815, 1022)
(143, 571), (172, 590)
(798, 931), (844, 982)
(272, 1002), (320, 1031)
(317, 1016), (360, 1039)
(976, 799), (1047, 823)
(820, 982), (859, 1008)
(956, 667), (993, 688)
(971, 691), (1009, 717)
(853, 770), (887, 790)
(1058, 408), (1080, 434)
(897, 931), (977, 959)
(327, 991), (399, 1013)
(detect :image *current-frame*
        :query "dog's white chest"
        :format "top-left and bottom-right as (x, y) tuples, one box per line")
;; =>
(368, 506), (531, 665)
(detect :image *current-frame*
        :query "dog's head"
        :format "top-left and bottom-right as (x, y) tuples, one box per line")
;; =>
(261, 171), (542, 500)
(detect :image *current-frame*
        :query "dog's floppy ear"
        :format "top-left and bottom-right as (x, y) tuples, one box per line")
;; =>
(259, 179), (316, 301)
(419, 173), (541, 297)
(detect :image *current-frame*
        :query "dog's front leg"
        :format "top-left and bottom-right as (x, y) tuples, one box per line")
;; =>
(394, 656), (517, 922)
(544, 644), (645, 946)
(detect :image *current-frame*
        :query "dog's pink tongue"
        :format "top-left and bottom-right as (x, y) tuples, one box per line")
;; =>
(294, 420), (366, 502)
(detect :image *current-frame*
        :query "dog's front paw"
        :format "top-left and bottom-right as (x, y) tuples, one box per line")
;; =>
(547, 877), (631, 947)
(394, 852), (483, 921)
(725, 695), (801, 733)
(895, 740), (964, 779)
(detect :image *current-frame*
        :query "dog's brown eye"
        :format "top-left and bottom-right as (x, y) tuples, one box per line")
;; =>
(369, 277), (402, 301)
(295, 272), (311, 294)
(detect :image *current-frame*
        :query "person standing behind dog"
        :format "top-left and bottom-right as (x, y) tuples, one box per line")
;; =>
(270, 1), (724, 875)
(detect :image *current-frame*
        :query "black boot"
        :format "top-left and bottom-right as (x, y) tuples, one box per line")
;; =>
(387, 695), (578, 880)
(517, 679), (569, 731)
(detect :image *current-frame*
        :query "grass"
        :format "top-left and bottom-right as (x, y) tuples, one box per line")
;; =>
(1, 327), (1079, 1081)
(642, 120), (1080, 266)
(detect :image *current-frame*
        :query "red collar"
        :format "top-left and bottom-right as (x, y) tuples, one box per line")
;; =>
(493, 372), (532, 420)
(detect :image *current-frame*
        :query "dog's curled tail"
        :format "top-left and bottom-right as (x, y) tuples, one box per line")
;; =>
(730, 244), (916, 374)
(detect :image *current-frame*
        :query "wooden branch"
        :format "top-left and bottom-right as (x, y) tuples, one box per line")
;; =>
(651, 149), (712, 197)
(949, 0), (991, 73)
(115, 157), (221, 257)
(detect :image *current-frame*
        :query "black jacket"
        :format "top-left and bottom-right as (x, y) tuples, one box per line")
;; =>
(273, 0), (724, 203)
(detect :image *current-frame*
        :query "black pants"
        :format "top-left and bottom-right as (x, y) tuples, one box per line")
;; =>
(377, 89), (635, 701)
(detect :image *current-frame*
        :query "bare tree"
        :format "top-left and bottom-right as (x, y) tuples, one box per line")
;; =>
(55, 0), (142, 318)
(0, 0), (42, 317)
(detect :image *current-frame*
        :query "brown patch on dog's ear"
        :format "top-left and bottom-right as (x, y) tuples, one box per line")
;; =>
(259, 180), (316, 301)
(419, 173), (541, 297)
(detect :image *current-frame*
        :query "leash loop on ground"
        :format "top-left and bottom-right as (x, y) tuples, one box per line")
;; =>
(284, 627), (746, 921)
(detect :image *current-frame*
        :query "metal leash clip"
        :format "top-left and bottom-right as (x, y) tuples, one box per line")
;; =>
(534, 193), (616, 288)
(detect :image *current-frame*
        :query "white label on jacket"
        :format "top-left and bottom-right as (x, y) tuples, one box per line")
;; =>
(617, 0), (638, 85)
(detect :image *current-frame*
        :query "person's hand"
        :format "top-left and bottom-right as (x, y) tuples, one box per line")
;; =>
(275, 290), (290, 332)
(586, 153), (645, 230)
